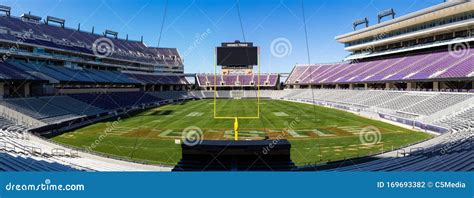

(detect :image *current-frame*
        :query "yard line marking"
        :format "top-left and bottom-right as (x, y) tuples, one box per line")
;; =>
(312, 129), (335, 137)
(287, 130), (308, 138)
(159, 129), (177, 137)
(186, 112), (204, 117)
(273, 112), (289, 117)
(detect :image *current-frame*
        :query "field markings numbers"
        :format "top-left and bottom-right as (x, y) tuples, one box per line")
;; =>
(223, 130), (265, 138)
(337, 126), (364, 134)
(109, 127), (136, 135)
(186, 112), (204, 117)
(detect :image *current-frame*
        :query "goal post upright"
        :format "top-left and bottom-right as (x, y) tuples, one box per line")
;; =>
(213, 42), (261, 141)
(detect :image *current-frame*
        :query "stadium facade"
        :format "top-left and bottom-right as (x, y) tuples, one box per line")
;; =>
(0, 6), (188, 100)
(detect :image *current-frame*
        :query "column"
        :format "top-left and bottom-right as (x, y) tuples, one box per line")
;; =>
(433, 82), (439, 91)
(0, 83), (4, 99)
(24, 83), (30, 97)
(407, 82), (415, 90)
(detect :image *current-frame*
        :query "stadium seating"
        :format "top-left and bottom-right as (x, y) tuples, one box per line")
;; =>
(0, 116), (26, 133)
(201, 91), (215, 98)
(402, 94), (473, 115)
(196, 74), (279, 87)
(0, 92), (172, 124)
(37, 96), (106, 116)
(1, 96), (110, 123)
(286, 49), (474, 85)
(278, 89), (474, 120)
(1, 97), (77, 123)
(0, 152), (80, 171)
(435, 106), (474, 131)
(0, 62), (44, 81)
(217, 91), (231, 98)
(0, 91), (194, 126)
(0, 16), (183, 65)
(69, 92), (163, 110)
(125, 73), (188, 85)
(8, 61), (188, 85)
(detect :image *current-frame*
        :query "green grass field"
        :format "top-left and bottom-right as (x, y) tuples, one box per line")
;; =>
(52, 99), (433, 166)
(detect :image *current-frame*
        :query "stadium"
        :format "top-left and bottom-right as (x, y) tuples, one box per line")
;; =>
(0, 0), (472, 172)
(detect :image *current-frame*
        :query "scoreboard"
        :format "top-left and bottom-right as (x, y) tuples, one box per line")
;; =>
(217, 41), (258, 66)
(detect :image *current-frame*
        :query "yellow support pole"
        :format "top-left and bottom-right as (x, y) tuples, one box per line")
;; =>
(234, 117), (239, 141)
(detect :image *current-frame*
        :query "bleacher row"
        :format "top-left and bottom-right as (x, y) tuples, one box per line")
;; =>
(435, 106), (474, 131)
(272, 89), (474, 126)
(0, 15), (183, 65)
(0, 116), (79, 171)
(196, 74), (279, 87)
(0, 61), (187, 85)
(286, 48), (474, 85)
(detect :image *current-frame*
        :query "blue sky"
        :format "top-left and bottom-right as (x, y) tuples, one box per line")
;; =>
(1, 0), (440, 74)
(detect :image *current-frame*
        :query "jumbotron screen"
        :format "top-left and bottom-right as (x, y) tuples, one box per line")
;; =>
(217, 45), (258, 66)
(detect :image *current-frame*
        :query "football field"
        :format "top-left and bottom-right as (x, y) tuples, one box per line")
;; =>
(52, 99), (432, 166)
